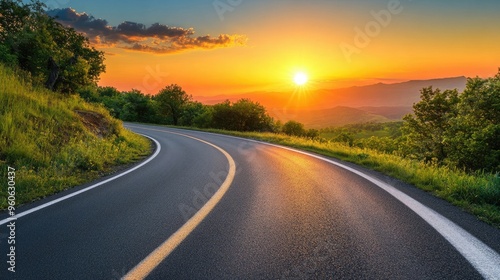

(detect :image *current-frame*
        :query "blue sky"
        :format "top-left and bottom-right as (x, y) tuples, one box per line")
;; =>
(37, 0), (500, 95)
(48, 0), (500, 48)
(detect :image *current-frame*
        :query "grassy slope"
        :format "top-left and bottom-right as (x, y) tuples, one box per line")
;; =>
(169, 126), (500, 228)
(320, 122), (403, 140)
(0, 64), (151, 208)
(321, 130), (392, 140)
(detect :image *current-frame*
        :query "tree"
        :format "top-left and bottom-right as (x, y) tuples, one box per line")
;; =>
(210, 99), (274, 131)
(100, 88), (125, 118)
(282, 120), (306, 137)
(0, 44), (17, 67)
(333, 131), (354, 146)
(0, 0), (105, 93)
(401, 71), (500, 172)
(179, 101), (207, 127)
(446, 72), (500, 171)
(401, 87), (459, 163)
(120, 90), (156, 123)
(231, 99), (274, 131)
(305, 129), (320, 139)
(77, 86), (101, 103)
(0, 0), (34, 41)
(211, 100), (233, 130)
(193, 106), (214, 128)
(154, 84), (191, 125)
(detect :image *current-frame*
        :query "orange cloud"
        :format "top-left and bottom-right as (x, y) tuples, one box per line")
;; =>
(127, 34), (247, 54)
(47, 8), (247, 54)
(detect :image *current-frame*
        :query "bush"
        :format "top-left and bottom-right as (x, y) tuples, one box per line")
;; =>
(211, 99), (275, 132)
(282, 120), (306, 136)
(402, 70), (500, 172)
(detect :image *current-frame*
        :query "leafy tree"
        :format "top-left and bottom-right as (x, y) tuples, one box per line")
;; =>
(305, 129), (320, 139)
(0, 0), (35, 41)
(210, 99), (274, 131)
(401, 87), (459, 162)
(446, 73), (500, 171)
(0, 0), (105, 93)
(179, 101), (207, 127)
(120, 90), (156, 123)
(98, 86), (122, 98)
(0, 44), (17, 67)
(211, 100), (233, 130)
(333, 131), (354, 147)
(401, 71), (500, 172)
(231, 99), (274, 131)
(282, 120), (306, 137)
(77, 86), (101, 103)
(193, 106), (214, 128)
(272, 120), (283, 133)
(155, 84), (191, 125)
(93, 87), (125, 118)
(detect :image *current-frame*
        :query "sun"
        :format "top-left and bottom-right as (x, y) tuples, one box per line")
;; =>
(293, 72), (308, 86)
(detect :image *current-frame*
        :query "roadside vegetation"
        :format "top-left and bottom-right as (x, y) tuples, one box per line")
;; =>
(82, 70), (500, 173)
(1, 1), (498, 227)
(192, 128), (500, 228)
(0, 1), (150, 209)
(0, 0), (105, 93)
(82, 72), (500, 227)
(0, 64), (150, 209)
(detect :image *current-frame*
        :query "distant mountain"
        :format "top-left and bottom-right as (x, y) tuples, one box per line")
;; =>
(195, 77), (467, 110)
(194, 77), (467, 128)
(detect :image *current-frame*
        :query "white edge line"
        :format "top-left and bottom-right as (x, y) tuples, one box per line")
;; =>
(0, 133), (161, 226)
(132, 126), (500, 280)
(265, 143), (500, 280)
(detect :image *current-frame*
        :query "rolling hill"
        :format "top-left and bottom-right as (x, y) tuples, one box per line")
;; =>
(195, 77), (467, 127)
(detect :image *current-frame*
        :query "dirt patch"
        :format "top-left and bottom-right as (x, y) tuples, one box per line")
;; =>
(74, 110), (114, 138)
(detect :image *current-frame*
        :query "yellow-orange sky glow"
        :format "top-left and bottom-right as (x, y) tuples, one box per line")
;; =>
(51, 1), (500, 97)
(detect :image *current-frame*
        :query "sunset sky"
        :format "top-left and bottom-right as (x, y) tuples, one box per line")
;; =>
(47, 0), (500, 96)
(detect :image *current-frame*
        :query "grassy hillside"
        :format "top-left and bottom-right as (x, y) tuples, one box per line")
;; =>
(0, 64), (151, 209)
(320, 122), (403, 141)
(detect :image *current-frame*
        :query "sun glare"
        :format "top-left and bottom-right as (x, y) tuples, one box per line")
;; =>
(293, 72), (308, 86)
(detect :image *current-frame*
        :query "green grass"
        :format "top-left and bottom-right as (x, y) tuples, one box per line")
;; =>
(320, 122), (403, 140)
(4, 60), (495, 228)
(321, 130), (390, 140)
(0, 64), (151, 208)
(168, 126), (500, 228)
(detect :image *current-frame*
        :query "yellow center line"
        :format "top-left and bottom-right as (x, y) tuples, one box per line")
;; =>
(123, 127), (236, 280)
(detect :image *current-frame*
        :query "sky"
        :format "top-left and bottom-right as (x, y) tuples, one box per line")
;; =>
(44, 0), (500, 96)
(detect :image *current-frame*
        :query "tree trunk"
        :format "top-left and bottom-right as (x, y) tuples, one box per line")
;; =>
(45, 56), (59, 91)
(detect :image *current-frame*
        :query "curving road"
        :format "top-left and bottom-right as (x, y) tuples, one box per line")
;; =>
(1, 123), (500, 279)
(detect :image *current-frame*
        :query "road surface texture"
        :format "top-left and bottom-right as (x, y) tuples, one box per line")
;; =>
(1, 123), (499, 279)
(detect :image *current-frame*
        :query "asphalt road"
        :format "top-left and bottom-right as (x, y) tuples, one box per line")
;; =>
(1, 123), (499, 279)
